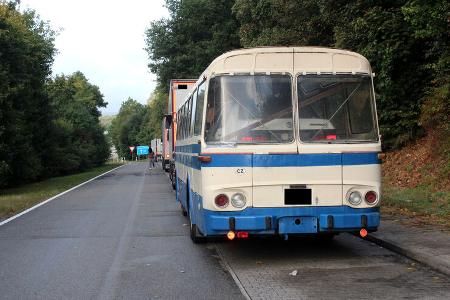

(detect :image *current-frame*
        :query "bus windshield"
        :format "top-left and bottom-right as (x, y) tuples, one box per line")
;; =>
(297, 75), (378, 143)
(204, 75), (293, 144)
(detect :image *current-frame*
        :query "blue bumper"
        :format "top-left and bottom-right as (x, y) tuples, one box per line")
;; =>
(202, 206), (380, 236)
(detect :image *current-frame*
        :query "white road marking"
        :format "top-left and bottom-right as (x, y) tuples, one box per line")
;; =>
(0, 164), (126, 227)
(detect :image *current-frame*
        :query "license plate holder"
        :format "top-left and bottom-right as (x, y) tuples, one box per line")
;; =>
(278, 216), (318, 234)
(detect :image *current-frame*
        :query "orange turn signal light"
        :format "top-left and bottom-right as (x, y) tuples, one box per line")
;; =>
(227, 231), (236, 240)
(360, 228), (368, 238)
(198, 155), (212, 163)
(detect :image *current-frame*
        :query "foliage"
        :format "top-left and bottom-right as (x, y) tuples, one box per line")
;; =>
(46, 72), (110, 175)
(145, 0), (241, 92)
(0, 3), (55, 186)
(110, 98), (149, 159)
(233, 0), (334, 47)
(147, 87), (168, 141)
(0, 3), (110, 187)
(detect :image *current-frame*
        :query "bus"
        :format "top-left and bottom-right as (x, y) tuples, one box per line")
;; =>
(161, 79), (196, 174)
(175, 47), (382, 243)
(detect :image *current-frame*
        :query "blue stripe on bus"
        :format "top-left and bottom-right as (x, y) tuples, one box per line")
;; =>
(253, 153), (341, 167)
(175, 151), (380, 169)
(176, 144), (201, 154)
(342, 152), (380, 165)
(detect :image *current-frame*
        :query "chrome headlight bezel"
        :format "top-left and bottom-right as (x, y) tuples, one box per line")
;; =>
(348, 191), (363, 206)
(231, 193), (246, 208)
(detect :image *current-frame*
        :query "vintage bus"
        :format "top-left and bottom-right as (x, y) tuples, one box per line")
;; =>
(175, 47), (382, 243)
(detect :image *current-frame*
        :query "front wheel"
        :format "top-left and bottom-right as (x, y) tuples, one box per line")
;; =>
(188, 207), (206, 244)
(180, 203), (187, 216)
(190, 222), (206, 244)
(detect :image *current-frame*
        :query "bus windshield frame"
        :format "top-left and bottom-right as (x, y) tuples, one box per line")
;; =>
(204, 74), (294, 145)
(297, 74), (379, 144)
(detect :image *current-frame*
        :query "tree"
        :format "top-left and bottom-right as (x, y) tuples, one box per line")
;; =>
(111, 98), (149, 159)
(45, 72), (110, 174)
(233, 0), (334, 47)
(147, 87), (168, 141)
(145, 0), (241, 91)
(0, 2), (55, 186)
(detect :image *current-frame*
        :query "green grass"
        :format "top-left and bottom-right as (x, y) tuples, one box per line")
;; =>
(0, 163), (122, 220)
(382, 183), (450, 227)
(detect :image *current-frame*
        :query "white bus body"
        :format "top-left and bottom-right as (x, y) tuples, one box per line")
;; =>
(174, 47), (382, 242)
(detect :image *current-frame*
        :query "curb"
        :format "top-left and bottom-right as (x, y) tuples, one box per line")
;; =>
(0, 164), (126, 227)
(214, 245), (252, 300)
(363, 234), (450, 276)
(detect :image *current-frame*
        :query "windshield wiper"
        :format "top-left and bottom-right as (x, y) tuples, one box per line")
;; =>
(309, 82), (362, 141)
(222, 88), (286, 143)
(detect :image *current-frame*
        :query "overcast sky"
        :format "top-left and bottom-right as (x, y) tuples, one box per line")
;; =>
(20, 0), (168, 115)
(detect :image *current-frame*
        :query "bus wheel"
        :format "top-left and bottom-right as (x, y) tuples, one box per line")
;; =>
(188, 209), (206, 243)
(190, 222), (206, 244)
(181, 203), (187, 216)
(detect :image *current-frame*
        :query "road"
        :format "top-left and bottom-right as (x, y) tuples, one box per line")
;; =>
(0, 162), (449, 299)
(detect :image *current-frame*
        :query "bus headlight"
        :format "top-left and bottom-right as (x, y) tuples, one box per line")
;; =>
(348, 191), (362, 205)
(231, 193), (246, 208)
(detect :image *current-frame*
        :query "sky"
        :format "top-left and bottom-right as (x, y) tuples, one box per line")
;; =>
(20, 0), (169, 115)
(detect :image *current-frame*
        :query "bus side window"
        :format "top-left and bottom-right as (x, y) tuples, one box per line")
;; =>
(205, 77), (222, 142)
(194, 81), (205, 136)
(190, 90), (198, 137)
(182, 104), (187, 140)
(176, 112), (180, 140)
(180, 105), (185, 140)
(187, 95), (193, 138)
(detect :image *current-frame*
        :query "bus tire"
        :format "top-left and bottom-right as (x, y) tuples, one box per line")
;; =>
(190, 222), (206, 244)
(181, 203), (187, 216)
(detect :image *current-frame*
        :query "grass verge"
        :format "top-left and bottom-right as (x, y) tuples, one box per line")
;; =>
(0, 163), (122, 221)
(382, 182), (450, 229)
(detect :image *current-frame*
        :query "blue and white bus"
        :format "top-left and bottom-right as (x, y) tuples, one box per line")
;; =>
(175, 47), (381, 243)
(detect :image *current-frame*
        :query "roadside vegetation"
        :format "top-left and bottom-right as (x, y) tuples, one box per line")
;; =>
(0, 163), (122, 221)
(0, 3), (110, 188)
(382, 132), (450, 228)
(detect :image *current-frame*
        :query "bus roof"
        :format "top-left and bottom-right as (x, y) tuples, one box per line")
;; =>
(202, 47), (372, 77)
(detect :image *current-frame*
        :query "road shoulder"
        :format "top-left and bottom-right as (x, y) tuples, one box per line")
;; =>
(365, 217), (450, 276)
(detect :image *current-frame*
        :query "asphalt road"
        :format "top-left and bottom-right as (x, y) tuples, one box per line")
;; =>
(0, 163), (243, 300)
(1, 162), (449, 300)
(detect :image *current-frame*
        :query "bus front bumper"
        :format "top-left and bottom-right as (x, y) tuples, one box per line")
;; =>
(202, 206), (379, 236)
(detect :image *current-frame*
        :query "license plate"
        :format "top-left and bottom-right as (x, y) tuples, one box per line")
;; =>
(284, 188), (312, 205)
